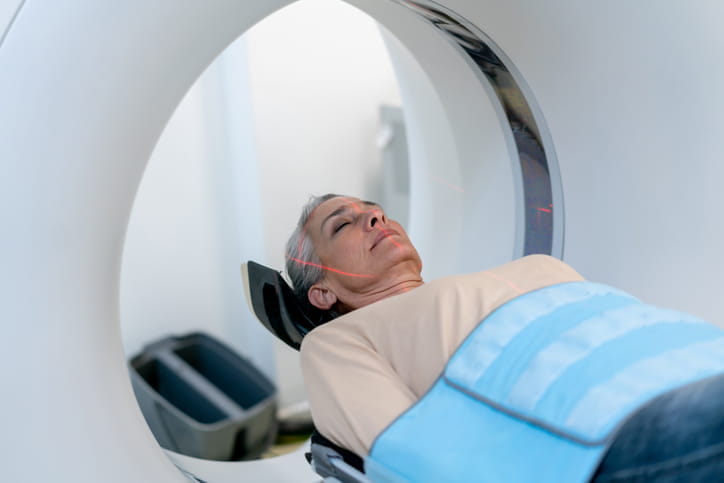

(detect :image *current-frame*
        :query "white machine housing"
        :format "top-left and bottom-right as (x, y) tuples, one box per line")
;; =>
(3, 1), (724, 481)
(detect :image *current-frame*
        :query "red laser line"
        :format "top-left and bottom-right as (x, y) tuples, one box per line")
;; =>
(378, 228), (402, 249)
(483, 270), (523, 294)
(429, 174), (465, 193)
(286, 255), (374, 278)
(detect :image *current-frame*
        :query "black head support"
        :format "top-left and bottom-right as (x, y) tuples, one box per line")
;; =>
(242, 260), (334, 350)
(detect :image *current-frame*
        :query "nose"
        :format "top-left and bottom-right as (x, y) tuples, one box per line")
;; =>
(364, 207), (386, 231)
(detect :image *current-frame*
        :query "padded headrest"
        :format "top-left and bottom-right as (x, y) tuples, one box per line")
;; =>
(242, 260), (333, 351)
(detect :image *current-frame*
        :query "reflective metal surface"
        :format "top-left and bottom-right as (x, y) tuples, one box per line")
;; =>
(393, 0), (564, 258)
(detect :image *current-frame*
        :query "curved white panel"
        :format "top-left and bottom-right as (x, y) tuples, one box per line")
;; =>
(165, 445), (318, 482)
(0, 2), (292, 481)
(0, 0), (24, 43)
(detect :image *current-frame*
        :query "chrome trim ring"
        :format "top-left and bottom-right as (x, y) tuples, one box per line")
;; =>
(394, 0), (564, 258)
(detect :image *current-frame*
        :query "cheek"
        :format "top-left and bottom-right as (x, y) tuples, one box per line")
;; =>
(391, 223), (413, 245)
(321, 236), (363, 266)
(390, 221), (408, 235)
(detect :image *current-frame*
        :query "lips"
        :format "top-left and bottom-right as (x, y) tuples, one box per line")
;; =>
(371, 229), (399, 250)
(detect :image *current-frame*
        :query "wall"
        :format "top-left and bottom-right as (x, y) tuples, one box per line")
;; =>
(120, 37), (274, 376)
(120, 0), (402, 409)
(246, 0), (402, 408)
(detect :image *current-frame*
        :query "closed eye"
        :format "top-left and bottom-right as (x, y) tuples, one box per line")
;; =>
(334, 222), (349, 233)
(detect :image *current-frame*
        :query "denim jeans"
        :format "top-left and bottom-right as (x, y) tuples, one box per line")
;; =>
(591, 373), (724, 482)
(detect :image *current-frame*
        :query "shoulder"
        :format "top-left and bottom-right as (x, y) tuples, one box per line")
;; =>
(512, 254), (579, 271)
(418, 255), (583, 295)
(494, 255), (583, 284)
(299, 314), (369, 368)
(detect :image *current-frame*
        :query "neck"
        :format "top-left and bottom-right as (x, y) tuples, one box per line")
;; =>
(338, 278), (425, 312)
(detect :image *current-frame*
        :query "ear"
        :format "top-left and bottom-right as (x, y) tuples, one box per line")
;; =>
(308, 283), (338, 310)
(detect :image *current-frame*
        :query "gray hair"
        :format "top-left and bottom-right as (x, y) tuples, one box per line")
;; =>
(285, 193), (342, 303)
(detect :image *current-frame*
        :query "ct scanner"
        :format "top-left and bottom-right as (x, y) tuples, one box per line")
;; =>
(3, 0), (724, 481)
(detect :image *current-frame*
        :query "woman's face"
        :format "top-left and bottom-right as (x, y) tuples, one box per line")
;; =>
(300, 196), (422, 308)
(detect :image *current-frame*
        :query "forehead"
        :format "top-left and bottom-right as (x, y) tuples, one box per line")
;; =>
(311, 197), (359, 221)
(307, 197), (357, 229)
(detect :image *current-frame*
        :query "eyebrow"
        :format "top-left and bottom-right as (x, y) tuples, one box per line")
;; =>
(320, 200), (380, 234)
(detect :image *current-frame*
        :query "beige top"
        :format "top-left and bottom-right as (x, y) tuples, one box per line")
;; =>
(299, 255), (584, 456)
